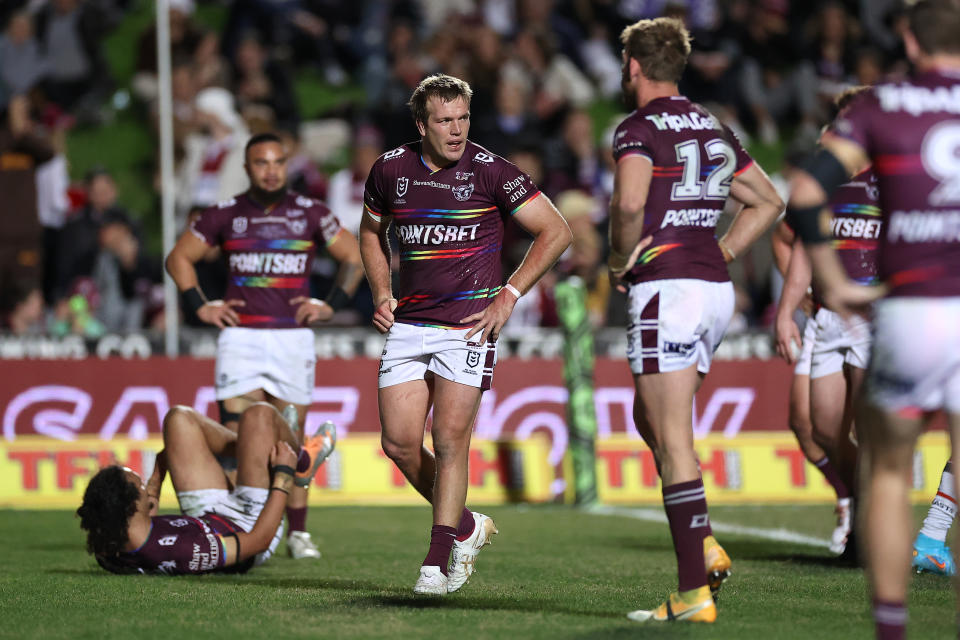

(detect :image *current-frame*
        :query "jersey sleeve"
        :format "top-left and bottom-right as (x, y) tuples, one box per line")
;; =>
(311, 200), (343, 246)
(189, 204), (228, 246)
(829, 89), (878, 154)
(362, 161), (389, 223)
(612, 117), (654, 164)
(494, 160), (541, 216)
(722, 124), (755, 176)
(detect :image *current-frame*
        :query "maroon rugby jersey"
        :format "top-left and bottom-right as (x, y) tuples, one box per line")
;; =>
(612, 96), (754, 285)
(363, 140), (540, 328)
(832, 70), (960, 297)
(830, 169), (881, 285)
(190, 191), (342, 328)
(98, 513), (248, 575)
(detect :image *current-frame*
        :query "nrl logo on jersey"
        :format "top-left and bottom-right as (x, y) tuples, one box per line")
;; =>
(397, 177), (409, 198)
(288, 219), (307, 235)
(452, 183), (474, 201)
(232, 217), (248, 234)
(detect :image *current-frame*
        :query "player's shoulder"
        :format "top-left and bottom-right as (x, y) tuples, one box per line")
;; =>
(372, 141), (418, 171)
(203, 196), (243, 215)
(463, 140), (507, 169)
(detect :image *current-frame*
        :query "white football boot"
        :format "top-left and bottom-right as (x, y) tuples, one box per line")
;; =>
(447, 512), (498, 592)
(413, 566), (448, 595)
(287, 531), (321, 559)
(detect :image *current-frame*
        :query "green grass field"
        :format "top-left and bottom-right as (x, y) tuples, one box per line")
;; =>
(0, 505), (951, 639)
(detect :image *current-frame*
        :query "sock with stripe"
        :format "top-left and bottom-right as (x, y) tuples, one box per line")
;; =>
(873, 598), (906, 640)
(423, 525), (457, 575)
(286, 506), (307, 534)
(813, 456), (851, 499)
(663, 478), (710, 592)
(919, 460), (956, 542)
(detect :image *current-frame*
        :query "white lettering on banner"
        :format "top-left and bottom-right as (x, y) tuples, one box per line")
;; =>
(307, 387), (359, 438)
(692, 388), (756, 438)
(99, 388), (170, 440)
(3, 385), (93, 441)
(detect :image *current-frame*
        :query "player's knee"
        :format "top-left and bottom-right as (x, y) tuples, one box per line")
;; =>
(238, 403), (276, 439)
(162, 405), (199, 444)
(381, 435), (415, 465)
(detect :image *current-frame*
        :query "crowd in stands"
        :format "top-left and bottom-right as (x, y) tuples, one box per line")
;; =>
(0, 0), (914, 338)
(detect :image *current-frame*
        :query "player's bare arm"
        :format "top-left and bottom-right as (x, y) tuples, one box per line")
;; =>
(359, 211), (396, 333)
(165, 230), (245, 328)
(789, 135), (882, 315)
(608, 156), (653, 284)
(221, 441), (297, 565)
(771, 220), (795, 278)
(462, 194), (572, 343)
(144, 451), (167, 515)
(290, 227), (365, 326)
(720, 163), (785, 261)
(774, 237), (812, 364)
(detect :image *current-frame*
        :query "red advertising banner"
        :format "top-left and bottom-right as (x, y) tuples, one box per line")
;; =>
(1, 357), (803, 443)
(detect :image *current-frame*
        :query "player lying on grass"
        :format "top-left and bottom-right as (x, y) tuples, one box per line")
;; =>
(77, 404), (335, 575)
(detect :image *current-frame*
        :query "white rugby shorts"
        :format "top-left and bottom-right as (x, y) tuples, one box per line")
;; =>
(809, 307), (873, 379)
(793, 313), (816, 377)
(378, 322), (497, 390)
(177, 485), (284, 566)
(215, 327), (316, 405)
(626, 279), (734, 375)
(866, 298), (960, 414)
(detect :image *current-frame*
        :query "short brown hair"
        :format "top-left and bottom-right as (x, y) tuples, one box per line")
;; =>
(407, 74), (473, 127)
(834, 85), (869, 112)
(620, 18), (691, 84)
(909, 0), (960, 56)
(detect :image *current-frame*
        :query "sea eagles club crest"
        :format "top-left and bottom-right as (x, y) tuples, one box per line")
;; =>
(396, 177), (409, 198)
(453, 183), (475, 202)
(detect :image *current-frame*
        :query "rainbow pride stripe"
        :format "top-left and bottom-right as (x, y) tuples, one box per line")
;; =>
(404, 320), (474, 330)
(639, 243), (683, 265)
(510, 191), (541, 215)
(392, 206), (497, 219)
(238, 314), (297, 326)
(224, 239), (314, 251)
(232, 276), (307, 288)
(832, 203), (881, 216)
(398, 287), (502, 305)
(833, 239), (879, 251)
(401, 244), (501, 261)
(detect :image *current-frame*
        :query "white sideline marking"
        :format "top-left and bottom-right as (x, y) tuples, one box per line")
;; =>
(587, 505), (831, 549)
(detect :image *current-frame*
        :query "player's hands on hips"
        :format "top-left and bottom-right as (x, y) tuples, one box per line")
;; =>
(270, 440), (298, 468)
(197, 299), (245, 328)
(774, 311), (803, 365)
(608, 236), (654, 293)
(372, 297), (398, 334)
(461, 289), (517, 343)
(290, 296), (333, 326)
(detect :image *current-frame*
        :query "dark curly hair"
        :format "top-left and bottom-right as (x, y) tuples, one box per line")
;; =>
(76, 465), (140, 557)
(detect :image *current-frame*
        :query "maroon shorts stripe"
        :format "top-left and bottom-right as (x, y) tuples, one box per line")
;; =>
(481, 341), (496, 390)
(641, 293), (660, 374)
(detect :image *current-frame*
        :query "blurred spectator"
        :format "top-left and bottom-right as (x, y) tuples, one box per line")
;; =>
(35, 0), (113, 122)
(277, 127), (328, 200)
(132, 0), (208, 104)
(175, 87), (249, 222)
(554, 190), (609, 328)
(1, 281), (45, 335)
(502, 27), (594, 130)
(542, 109), (602, 198)
(231, 35), (299, 132)
(739, 1), (819, 144)
(55, 168), (159, 331)
(471, 79), (540, 155)
(808, 2), (860, 113)
(326, 126), (381, 234)
(35, 124), (70, 303)
(0, 11), (48, 98)
(0, 95), (53, 319)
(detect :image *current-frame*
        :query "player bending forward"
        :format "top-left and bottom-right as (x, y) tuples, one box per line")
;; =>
(359, 74), (571, 595)
(77, 404), (334, 575)
(610, 18), (783, 624)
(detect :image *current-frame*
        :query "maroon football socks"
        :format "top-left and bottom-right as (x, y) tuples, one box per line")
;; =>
(286, 506), (307, 534)
(663, 479), (710, 592)
(423, 525), (458, 575)
(872, 598), (906, 640)
(456, 508), (475, 541)
(814, 456), (850, 498)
